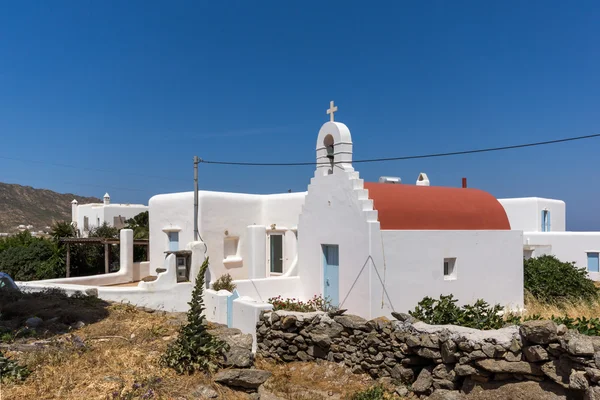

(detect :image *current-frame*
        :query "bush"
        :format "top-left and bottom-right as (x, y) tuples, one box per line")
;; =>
(409, 295), (505, 330)
(524, 255), (598, 303)
(268, 295), (337, 312)
(350, 385), (389, 400)
(0, 351), (30, 381)
(211, 273), (236, 292)
(410, 294), (600, 336)
(161, 257), (228, 374)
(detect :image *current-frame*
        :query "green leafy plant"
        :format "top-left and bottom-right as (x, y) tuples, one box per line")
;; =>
(0, 351), (30, 381)
(524, 255), (599, 303)
(160, 257), (228, 374)
(410, 294), (600, 336)
(211, 273), (236, 292)
(268, 294), (337, 312)
(350, 385), (389, 400)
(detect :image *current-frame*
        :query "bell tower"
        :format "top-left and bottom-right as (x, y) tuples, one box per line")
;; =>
(315, 101), (353, 177)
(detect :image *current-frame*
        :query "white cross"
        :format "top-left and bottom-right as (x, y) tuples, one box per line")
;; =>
(326, 100), (338, 122)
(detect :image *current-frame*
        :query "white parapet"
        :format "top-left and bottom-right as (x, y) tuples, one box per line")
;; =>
(232, 296), (273, 352)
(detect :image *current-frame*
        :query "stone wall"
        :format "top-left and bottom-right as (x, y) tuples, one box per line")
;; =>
(256, 310), (600, 398)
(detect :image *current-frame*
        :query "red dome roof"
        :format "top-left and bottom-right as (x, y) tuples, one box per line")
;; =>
(364, 182), (511, 230)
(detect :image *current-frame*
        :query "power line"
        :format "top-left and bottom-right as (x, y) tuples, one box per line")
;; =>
(200, 132), (600, 166)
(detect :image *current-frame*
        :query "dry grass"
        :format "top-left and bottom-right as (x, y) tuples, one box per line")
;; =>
(521, 291), (600, 320)
(256, 358), (377, 400)
(1, 303), (249, 400)
(2, 301), (381, 400)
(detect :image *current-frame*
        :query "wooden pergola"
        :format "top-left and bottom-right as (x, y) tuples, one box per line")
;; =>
(59, 237), (150, 278)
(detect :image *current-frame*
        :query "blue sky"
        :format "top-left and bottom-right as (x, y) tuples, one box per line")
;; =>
(1, 1), (599, 230)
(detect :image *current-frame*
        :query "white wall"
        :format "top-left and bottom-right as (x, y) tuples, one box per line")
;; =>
(523, 232), (600, 280)
(499, 198), (566, 232)
(75, 202), (147, 236)
(378, 230), (524, 315)
(148, 190), (306, 282)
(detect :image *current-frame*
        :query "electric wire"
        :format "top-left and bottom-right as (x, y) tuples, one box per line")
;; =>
(200, 132), (600, 166)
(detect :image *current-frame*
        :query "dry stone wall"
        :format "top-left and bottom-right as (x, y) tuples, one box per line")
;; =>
(256, 310), (600, 398)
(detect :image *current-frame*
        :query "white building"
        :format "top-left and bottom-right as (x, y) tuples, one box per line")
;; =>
(147, 104), (523, 320)
(22, 103), (525, 344)
(499, 197), (600, 280)
(71, 193), (148, 237)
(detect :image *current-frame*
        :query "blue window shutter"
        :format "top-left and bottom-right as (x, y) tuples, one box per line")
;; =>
(547, 211), (551, 232)
(541, 210), (545, 232)
(588, 253), (599, 273)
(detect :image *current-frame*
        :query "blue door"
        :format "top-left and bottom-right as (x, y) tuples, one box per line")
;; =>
(169, 232), (179, 251)
(322, 245), (340, 306)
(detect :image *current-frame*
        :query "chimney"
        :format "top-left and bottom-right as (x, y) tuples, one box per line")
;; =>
(71, 199), (78, 224)
(103, 193), (111, 205)
(416, 173), (430, 186)
(378, 176), (401, 184)
(462, 178), (467, 188)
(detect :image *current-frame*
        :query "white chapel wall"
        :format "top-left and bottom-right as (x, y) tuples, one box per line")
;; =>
(379, 230), (525, 313)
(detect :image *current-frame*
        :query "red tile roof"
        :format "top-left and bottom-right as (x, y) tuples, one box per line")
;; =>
(364, 182), (511, 230)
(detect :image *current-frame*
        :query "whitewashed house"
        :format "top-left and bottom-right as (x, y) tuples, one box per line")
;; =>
(499, 197), (600, 280)
(71, 193), (148, 237)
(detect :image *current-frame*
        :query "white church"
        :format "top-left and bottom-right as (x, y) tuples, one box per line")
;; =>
(147, 102), (524, 324)
(24, 102), (600, 344)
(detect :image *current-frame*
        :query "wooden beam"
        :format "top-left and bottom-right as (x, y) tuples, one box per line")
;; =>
(66, 243), (71, 278)
(104, 243), (110, 274)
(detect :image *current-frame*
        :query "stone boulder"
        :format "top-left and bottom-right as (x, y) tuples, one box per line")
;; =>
(412, 367), (433, 394)
(474, 359), (544, 376)
(209, 325), (254, 368)
(520, 320), (558, 345)
(213, 369), (272, 390)
(333, 314), (367, 330)
(461, 378), (569, 400)
(25, 317), (43, 329)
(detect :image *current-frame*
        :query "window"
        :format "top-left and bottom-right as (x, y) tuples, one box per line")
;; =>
(588, 253), (599, 273)
(168, 232), (179, 251)
(224, 237), (239, 260)
(444, 258), (457, 280)
(541, 210), (551, 232)
(268, 234), (284, 275)
(83, 216), (89, 231)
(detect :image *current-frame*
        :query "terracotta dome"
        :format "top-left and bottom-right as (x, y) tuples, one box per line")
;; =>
(363, 182), (511, 230)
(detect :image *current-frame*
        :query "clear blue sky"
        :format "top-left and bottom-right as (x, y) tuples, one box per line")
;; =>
(1, 1), (599, 230)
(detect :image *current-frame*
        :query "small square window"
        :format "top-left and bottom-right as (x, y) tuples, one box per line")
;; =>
(444, 258), (457, 280)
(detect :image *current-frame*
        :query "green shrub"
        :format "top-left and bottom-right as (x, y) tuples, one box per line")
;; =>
(0, 351), (30, 381)
(524, 255), (598, 303)
(409, 295), (505, 330)
(350, 385), (388, 400)
(211, 273), (236, 292)
(161, 257), (228, 374)
(410, 294), (600, 336)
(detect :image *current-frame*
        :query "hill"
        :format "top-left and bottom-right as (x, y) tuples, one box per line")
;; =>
(0, 182), (101, 233)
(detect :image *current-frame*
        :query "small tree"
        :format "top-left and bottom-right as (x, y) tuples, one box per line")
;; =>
(161, 257), (228, 374)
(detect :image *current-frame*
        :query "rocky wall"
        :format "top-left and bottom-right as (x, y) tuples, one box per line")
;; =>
(256, 310), (600, 399)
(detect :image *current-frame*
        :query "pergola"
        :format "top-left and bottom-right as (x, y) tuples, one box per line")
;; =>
(59, 237), (150, 278)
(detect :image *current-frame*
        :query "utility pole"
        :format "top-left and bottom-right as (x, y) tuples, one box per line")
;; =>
(193, 156), (200, 241)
